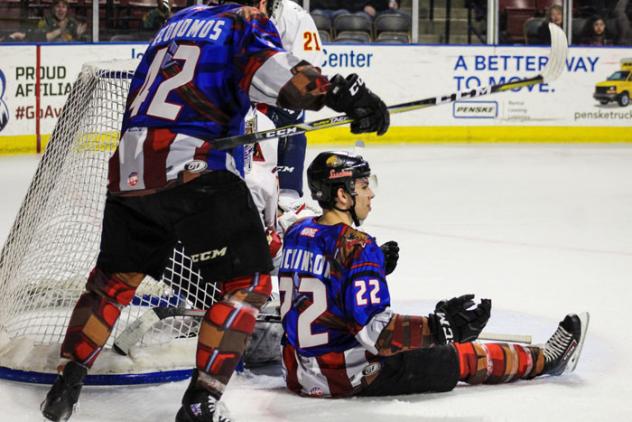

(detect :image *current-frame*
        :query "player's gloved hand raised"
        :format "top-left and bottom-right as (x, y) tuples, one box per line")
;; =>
(428, 294), (491, 344)
(325, 74), (390, 136)
(380, 241), (399, 275)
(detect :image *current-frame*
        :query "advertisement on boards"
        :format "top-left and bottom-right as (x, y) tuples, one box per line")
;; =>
(314, 45), (632, 127)
(0, 42), (630, 151)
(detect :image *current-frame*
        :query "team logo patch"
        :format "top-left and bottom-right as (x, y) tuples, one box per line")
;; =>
(326, 154), (343, 167)
(127, 171), (139, 187)
(185, 160), (208, 173)
(362, 362), (381, 376)
(300, 227), (318, 238)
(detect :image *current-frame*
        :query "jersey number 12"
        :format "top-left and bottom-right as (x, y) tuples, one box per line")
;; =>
(129, 44), (201, 120)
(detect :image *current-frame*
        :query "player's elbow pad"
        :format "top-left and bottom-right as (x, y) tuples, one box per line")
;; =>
(373, 314), (434, 356)
(277, 62), (329, 111)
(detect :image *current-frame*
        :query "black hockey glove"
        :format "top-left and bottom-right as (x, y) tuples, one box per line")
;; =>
(380, 241), (399, 275)
(325, 73), (390, 136)
(428, 294), (491, 344)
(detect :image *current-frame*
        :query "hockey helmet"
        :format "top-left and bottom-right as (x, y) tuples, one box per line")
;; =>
(216, 0), (280, 16)
(307, 151), (371, 210)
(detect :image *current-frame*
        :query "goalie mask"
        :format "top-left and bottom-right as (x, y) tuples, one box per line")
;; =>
(307, 151), (374, 226)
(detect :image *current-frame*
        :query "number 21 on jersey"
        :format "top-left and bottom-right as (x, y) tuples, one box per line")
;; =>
(303, 31), (321, 51)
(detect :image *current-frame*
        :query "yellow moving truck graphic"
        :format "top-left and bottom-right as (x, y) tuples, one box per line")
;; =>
(594, 58), (632, 107)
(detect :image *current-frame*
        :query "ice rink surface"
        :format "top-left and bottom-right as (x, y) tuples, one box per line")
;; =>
(0, 144), (631, 421)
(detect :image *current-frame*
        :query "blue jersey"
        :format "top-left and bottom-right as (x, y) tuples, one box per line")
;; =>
(279, 217), (393, 397)
(109, 4), (284, 192)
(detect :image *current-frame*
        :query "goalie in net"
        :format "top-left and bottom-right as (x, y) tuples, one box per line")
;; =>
(40, 1), (389, 422)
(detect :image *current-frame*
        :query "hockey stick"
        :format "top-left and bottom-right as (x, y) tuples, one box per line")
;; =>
(113, 306), (532, 355)
(478, 332), (532, 344)
(113, 307), (279, 356)
(210, 23), (567, 151)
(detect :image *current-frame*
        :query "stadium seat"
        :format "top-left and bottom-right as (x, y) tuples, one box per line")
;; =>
(373, 13), (411, 38)
(318, 29), (331, 43)
(524, 17), (545, 44)
(504, 8), (536, 43)
(376, 31), (410, 43)
(572, 17), (587, 41)
(335, 30), (371, 43)
(333, 14), (372, 38)
(310, 11), (332, 33)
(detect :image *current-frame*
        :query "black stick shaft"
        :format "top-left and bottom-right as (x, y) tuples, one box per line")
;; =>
(211, 76), (544, 151)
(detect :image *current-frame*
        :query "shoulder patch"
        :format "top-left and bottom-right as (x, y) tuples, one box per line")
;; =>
(300, 227), (318, 238)
(335, 226), (373, 266)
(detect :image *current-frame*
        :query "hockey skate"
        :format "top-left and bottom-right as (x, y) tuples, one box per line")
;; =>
(41, 361), (87, 421)
(175, 388), (232, 422)
(542, 312), (590, 376)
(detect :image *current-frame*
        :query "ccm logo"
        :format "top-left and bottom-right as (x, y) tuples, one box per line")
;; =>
(257, 127), (298, 139)
(436, 311), (454, 342)
(191, 247), (228, 262)
(277, 166), (295, 173)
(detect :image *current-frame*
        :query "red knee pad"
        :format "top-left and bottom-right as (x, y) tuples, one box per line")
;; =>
(86, 268), (143, 306)
(207, 301), (257, 334)
(222, 273), (272, 299)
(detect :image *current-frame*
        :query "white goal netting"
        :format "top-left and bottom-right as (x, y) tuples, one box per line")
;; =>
(0, 60), (219, 383)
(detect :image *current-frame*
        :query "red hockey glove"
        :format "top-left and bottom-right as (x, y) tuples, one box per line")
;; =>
(428, 294), (491, 344)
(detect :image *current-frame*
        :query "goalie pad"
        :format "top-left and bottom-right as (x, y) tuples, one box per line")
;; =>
(243, 293), (283, 367)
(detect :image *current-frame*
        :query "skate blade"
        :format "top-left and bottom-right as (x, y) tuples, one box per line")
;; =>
(567, 312), (590, 373)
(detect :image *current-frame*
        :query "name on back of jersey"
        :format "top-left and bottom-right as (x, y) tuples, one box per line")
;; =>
(150, 17), (227, 47)
(281, 248), (330, 278)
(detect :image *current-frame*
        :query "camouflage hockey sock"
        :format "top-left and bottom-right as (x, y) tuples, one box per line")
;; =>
(60, 267), (144, 367)
(454, 342), (545, 384)
(194, 273), (272, 397)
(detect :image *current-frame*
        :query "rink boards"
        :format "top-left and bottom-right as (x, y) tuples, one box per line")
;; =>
(0, 42), (630, 154)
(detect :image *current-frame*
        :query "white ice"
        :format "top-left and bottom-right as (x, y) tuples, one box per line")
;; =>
(0, 144), (631, 421)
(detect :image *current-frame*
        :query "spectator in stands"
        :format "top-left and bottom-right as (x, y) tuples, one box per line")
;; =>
(537, 4), (563, 44)
(579, 15), (614, 45)
(24, 0), (88, 42)
(312, 1), (400, 20)
(311, 0), (352, 20)
(40, 0), (87, 41)
(143, 0), (172, 31)
(363, 0), (402, 18)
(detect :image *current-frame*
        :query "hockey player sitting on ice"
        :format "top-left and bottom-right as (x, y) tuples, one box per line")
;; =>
(277, 151), (589, 398)
(40, 1), (389, 421)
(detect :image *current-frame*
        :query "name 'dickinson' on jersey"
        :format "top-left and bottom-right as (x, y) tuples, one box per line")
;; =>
(281, 248), (331, 278)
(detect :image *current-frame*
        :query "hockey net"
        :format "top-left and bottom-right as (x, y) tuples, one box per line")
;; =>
(0, 60), (219, 384)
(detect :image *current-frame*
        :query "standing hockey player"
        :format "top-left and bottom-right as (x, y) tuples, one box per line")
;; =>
(40, 2), (389, 421)
(244, 0), (324, 257)
(259, 0), (327, 213)
(278, 151), (589, 398)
